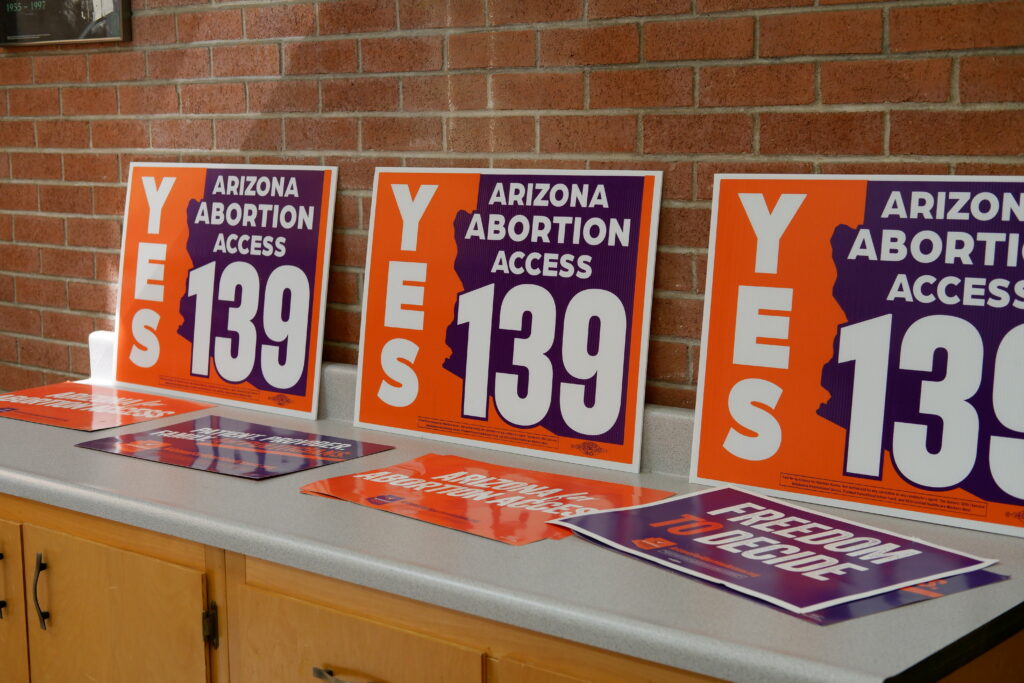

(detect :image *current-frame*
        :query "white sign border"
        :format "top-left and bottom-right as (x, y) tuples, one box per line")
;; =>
(690, 173), (1024, 538)
(112, 162), (338, 420)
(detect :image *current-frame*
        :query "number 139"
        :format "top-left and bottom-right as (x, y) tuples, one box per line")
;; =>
(457, 284), (627, 436)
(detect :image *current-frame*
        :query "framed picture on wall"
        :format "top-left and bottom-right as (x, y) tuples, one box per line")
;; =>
(1, 0), (130, 46)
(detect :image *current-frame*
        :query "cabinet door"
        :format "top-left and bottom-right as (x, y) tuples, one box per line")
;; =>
(22, 524), (209, 683)
(236, 583), (484, 683)
(488, 658), (589, 683)
(0, 518), (29, 683)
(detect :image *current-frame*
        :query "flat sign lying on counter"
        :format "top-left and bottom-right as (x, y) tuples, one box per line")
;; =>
(78, 415), (392, 480)
(795, 569), (1007, 626)
(115, 163), (337, 419)
(0, 381), (209, 431)
(692, 175), (1024, 537)
(356, 169), (662, 472)
(552, 488), (996, 614)
(301, 453), (673, 545)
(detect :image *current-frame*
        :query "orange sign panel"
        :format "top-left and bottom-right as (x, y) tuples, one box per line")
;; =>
(0, 382), (208, 431)
(301, 453), (673, 545)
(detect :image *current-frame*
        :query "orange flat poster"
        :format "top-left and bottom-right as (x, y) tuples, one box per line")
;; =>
(692, 175), (1024, 538)
(300, 453), (673, 545)
(0, 382), (209, 431)
(355, 169), (662, 471)
(115, 163), (337, 418)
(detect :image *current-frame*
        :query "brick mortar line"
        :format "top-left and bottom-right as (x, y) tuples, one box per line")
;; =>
(0, 319), (108, 335)
(0, 297), (113, 312)
(111, 0), (1003, 22)
(10, 36), (1024, 61)
(0, 178), (125, 187)
(0, 207), (129, 222)
(3, 362), (87, 374)
(4, 151), (1024, 164)
(3, 241), (122, 254)
(0, 241), (121, 250)
(0, 329), (95, 342)
(3, 286), (118, 298)
(0, 38), (998, 77)
(9, 101), (1024, 124)
(0, 359), (87, 371)
(649, 335), (701, 344)
(0, 9), (1015, 60)
(6, 46), (1024, 85)
(753, 13), (761, 61)
(658, 246), (712, 255)
(686, 340), (695, 385)
(813, 61), (822, 107)
(881, 4), (891, 58)
(653, 291), (704, 301)
(952, 54), (963, 104)
(642, 0), (1005, 21)
(646, 379), (697, 387)
(6, 238), (118, 253)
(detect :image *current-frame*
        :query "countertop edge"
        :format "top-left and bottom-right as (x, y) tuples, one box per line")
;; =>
(0, 463), (873, 683)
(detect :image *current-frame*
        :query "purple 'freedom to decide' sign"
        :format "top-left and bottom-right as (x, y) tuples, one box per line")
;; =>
(551, 487), (996, 614)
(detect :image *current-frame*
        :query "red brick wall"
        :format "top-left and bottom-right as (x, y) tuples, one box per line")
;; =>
(1, 0), (1022, 408)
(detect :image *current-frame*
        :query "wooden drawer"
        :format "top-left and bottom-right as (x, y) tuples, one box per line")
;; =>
(236, 583), (485, 683)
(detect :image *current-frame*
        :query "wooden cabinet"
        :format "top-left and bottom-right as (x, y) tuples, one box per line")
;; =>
(0, 495), (225, 683)
(0, 518), (29, 683)
(24, 525), (209, 682)
(228, 555), (717, 683)
(0, 492), (1016, 683)
(235, 584), (484, 683)
(487, 659), (591, 683)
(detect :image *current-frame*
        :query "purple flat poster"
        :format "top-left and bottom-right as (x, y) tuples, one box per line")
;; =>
(573, 530), (1007, 624)
(551, 487), (996, 614)
(798, 569), (1007, 625)
(77, 415), (393, 480)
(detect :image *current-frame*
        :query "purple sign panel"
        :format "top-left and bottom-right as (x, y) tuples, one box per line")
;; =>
(443, 174), (646, 445)
(179, 168), (330, 397)
(551, 487), (996, 614)
(77, 415), (393, 480)
(819, 179), (1024, 506)
(800, 569), (1007, 625)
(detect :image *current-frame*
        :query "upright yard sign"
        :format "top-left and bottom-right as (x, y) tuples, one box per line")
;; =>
(356, 169), (661, 471)
(115, 163), (337, 418)
(692, 175), (1024, 537)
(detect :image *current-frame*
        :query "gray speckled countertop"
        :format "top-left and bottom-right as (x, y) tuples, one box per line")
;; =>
(1, 364), (1021, 683)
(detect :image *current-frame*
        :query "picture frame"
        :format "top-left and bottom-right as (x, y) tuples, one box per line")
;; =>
(1, 0), (130, 46)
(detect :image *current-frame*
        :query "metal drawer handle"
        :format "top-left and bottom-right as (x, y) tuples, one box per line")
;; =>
(0, 551), (6, 618)
(311, 666), (379, 683)
(32, 552), (50, 630)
